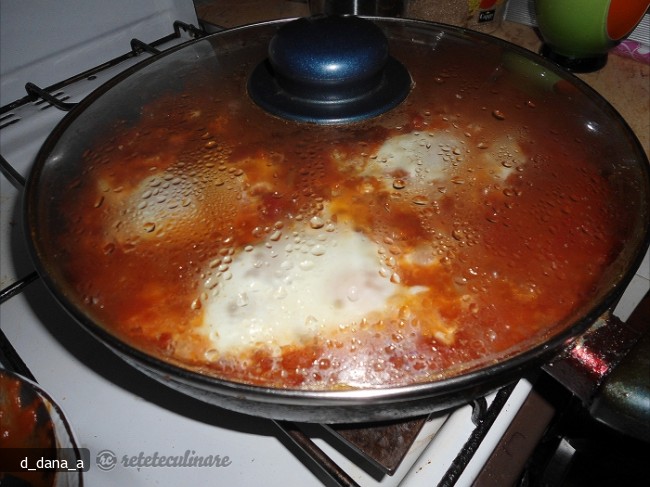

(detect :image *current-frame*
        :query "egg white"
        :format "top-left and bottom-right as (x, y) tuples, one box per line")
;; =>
(356, 131), (525, 190)
(200, 218), (408, 355)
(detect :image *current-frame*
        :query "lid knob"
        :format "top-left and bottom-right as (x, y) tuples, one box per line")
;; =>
(248, 15), (412, 124)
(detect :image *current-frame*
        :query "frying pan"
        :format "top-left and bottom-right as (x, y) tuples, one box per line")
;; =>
(24, 16), (650, 423)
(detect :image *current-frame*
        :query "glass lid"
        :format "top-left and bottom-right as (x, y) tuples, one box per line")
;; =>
(26, 17), (649, 392)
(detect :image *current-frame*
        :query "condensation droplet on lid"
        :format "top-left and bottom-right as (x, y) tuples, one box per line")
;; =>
(143, 222), (156, 233)
(236, 292), (248, 307)
(398, 305), (413, 320)
(82, 294), (99, 306)
(122, 241), (138, 254)
(492, 110), (506, 120)
(485, 211), (499, 223)
(191, 298), (202, 310)
(347, 286), (360, 302)
(269, 230), (282, 241)
(388, 245), (401, 255)
(451, 176), (465, 185)
(299, 260), (315, 271)
(309, 216), (325, 229)
(390, 272), (401, 284)
(204, 276), (218, 290)
(204, 349), (219, 361)
(310, 245), (326, 256)
(393, 179), (406, 189)
(274, 286), (288, 299)
(411, 195), (428, 206)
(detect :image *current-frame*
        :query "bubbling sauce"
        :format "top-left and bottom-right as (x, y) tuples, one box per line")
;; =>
(46, 36), (630, 390)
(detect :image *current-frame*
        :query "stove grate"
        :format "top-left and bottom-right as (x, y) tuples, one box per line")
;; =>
(0, 21), (204, 115)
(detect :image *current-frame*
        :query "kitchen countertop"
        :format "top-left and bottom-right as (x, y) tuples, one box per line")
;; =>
(194, 1), (649, 156)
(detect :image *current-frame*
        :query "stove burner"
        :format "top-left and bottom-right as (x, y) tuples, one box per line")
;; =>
(273, 383), (517, 487)
(327, 416), (429, 475)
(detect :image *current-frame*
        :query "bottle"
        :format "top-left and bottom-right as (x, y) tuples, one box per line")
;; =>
(467, 0), (509, 33)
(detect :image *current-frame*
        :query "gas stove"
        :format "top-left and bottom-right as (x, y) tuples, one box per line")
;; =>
(1, 2), (648, 486)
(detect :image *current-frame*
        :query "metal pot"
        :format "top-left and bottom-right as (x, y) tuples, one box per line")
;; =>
(24, 16), (650, 423)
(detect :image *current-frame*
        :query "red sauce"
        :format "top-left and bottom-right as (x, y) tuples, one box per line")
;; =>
(41, 36), (633, 390)
(0, 372), (56, 487)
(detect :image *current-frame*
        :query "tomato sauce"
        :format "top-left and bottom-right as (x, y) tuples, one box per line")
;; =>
(41, 34), (633, 390)
(0, 372), (56, 487)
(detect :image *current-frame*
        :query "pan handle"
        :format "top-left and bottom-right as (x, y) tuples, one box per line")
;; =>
(543, 290), (650, 442)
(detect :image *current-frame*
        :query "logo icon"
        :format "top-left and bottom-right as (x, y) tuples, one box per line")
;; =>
(96, 450), (118, 471)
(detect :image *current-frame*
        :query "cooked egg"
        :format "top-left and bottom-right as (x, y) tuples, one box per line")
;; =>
(346, 131), (525, 192)
(200, 218), (404, 355)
